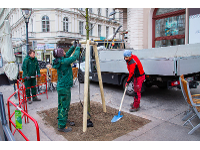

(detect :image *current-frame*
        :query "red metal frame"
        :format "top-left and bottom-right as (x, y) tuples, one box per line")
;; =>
(7, 90), (40, 141)
(152, 8), (186, 47)
(6, 75), (49, 141)
(16, 79), (29, 123)
(19, 74), (48, 100)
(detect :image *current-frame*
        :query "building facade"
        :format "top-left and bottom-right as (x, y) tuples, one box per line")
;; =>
(0, 8), (121, 63)
(117, 8), (200, 50)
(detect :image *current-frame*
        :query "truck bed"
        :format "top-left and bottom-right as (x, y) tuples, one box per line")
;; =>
(98, 43), (200, 76)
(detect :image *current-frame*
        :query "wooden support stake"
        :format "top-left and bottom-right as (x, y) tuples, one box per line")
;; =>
(93, 45), (106, 112)
(83, 40), (90, 132)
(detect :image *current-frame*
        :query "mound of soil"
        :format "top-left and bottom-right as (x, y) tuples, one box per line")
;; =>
(37, 101), (151, 141)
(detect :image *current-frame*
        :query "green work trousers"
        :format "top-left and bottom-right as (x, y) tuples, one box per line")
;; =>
(24, 78), (36, 100)
(57, 87), (71, 129)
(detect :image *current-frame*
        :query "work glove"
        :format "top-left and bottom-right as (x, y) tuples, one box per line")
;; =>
(25, 76), (30, 80)
(125, 82), (128, 87)
(73, 40), (78, 47)
(77, 43), (81, 47)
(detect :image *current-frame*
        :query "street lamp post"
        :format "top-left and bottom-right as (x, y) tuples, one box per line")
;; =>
(21, 8), (32, 55)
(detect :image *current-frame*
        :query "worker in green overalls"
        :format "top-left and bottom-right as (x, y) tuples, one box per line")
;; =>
(52, 41), (80, 132)
(22, 49), (41, 104)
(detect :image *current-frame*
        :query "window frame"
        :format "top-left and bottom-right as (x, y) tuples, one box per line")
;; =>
(79, 21), (84, 35)
(152, 8), (185, 47)
(63, 17), (68, 32)
(42, 15), (50, 32)
(98, 25), (101, 37)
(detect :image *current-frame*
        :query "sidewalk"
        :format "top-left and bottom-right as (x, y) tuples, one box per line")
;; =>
(1, 83), (200, 141)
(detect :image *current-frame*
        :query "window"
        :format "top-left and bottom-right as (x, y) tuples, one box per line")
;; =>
(89, 23), (93, 36)
(153, 8), (185, 48)
(79, 21), (84, 35)
(89, 8), (92, 13)
(113, 9), (115, 19)
(106, 8), (109, 18)
(113, 28), (116, 34)
(42, 15), (50, 32)
(98, 25), (101, 37)
(63, 17), (68, 32)
(98, 8), (101, 16)
(106, 26), (109, 38)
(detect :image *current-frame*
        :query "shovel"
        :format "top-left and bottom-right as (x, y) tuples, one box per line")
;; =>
(111, 86), (127, 123)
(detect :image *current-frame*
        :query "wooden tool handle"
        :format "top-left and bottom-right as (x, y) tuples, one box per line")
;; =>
(119, 86), (127, 111)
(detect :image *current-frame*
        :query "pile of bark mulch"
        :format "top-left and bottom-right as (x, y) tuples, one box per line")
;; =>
(37, 101), (151, 141)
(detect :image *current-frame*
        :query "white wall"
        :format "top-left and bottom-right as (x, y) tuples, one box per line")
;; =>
(127, 8), (144, 50)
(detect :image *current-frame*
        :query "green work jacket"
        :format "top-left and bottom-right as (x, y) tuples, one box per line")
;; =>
(52, 46), (80, 88)
(22, 55), (40, 78)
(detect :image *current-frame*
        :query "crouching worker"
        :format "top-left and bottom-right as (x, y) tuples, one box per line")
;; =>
(124, 50), (145, 112)
(22, 49), (41, 104)
(53, 41), (80, 132)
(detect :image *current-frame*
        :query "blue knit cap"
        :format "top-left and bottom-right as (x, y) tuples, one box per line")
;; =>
(123, 50), (132, 57)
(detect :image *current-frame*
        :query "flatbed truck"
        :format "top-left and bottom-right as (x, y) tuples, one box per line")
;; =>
(78, 43), (200, 96)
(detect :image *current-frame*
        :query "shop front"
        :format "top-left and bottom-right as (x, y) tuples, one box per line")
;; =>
(35, 43), (56, 64)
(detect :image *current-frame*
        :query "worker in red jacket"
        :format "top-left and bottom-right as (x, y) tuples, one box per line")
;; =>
(124, 50), (145, 112)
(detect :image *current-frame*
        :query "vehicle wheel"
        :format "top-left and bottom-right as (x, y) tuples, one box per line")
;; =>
(78, 70), (84, 83)
(123, 77), (134, 96)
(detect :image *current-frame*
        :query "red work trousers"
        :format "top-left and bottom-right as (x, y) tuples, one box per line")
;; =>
(133, 74), (145, 108)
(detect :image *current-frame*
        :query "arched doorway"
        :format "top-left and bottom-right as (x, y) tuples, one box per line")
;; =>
(152, 8), (186, 48)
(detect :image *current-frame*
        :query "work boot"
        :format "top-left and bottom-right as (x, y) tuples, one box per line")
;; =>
(130, 103), (140, 108)
(27, 98), (32, 104)
(129, 106), (140, 112)
(33, 97), (41, 101)
(67, 119), (75, 126)
(58, 126), (72, 132)
(87, 119), (93, 127)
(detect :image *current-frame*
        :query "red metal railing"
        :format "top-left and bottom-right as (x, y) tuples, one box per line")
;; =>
(6, 74), (49, 141)
(7, 91), (40, 141)
(19, 74), (48, 100)
(16, 79), (28, 123)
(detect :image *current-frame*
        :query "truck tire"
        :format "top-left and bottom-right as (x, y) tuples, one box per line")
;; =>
(78, 70), (84, 83)
(123, 77), (134, 96)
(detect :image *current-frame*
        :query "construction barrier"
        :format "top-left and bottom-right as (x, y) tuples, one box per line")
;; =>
(49, 68), (58, 83)
(47, 68), (57, 91)
(7, 88), (40, 141)
(72, 67), (78, 85)
(0, 92), (15, 141)
(19, 74), (48, 100)
(16, 79), (28, 123)
(5, 73), (49, 141)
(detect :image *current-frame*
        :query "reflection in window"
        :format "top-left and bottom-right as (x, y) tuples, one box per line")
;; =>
(79, 21), (83, 35)
(155, 38), (185, 47)
(155, 14), (185, 38)
(153, 8), (185, 48)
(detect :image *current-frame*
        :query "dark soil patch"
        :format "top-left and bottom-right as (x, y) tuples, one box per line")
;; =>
(37, 101), (151, 141)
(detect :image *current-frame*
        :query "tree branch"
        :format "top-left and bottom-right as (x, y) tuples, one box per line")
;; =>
(76, 8), (86, 18)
